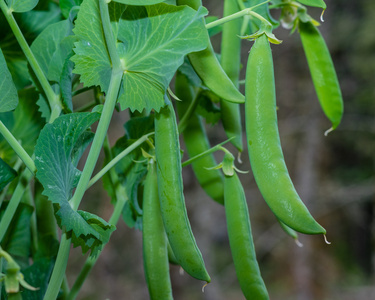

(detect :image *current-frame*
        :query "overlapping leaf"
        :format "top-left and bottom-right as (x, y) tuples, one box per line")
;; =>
(6, 0), (39, 13)
(35, 112), (115, 255)
(72, 1), (208, 113)
(0, 158), (17, 192)
(0, 49), (18, 112)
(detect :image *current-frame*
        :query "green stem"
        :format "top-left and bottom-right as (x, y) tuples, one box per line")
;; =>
(0, 159), (23, 210)
(24, 184), (38, 255)
(0, 168), (33, 243)
(177, 90), (201, 134)
(0, 0), (62, 115)
(181, 138), (233, 167)
(0, 121), (36, 174)
(42, 234), (71, 300)
(72, 86), (93, 97)
(206, 1), (272, 30)
(87, 133), (153, 190)
(75, 101), (97, 113)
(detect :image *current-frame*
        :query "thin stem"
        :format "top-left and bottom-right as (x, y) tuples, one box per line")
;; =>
(0, 168), (33, 243)
(0, 0), (62, 116)
(43, 234), (71, 300)
(177, 90), (201, 134)
(75, 101), (97, 112)
(72, 86), (93, 97)
(0, 121), (36, 174)
(87, 133), (154, 189)
(99, 0), (121, 69)
(181, 138), (233, 167)
(206, 0), (272, 30)
(24, 184), (38, 255)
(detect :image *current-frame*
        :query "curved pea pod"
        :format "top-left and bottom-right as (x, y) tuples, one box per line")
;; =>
(245, 34), (326, 235)
(175, 72), (225, 204)
(298, 20), (343, 132)
(224, 171), (269, 300)
(177, 0), (245, 104)
(220, 0), (243, 152)
(155, 103), (211, 283)
(142, 160), (173, 300)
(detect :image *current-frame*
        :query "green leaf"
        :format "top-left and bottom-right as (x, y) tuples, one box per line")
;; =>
(117, 4), (208, 112)
(30, 20), (72, 81)
(72, 1), (208, 113)
(112, 0), (164, 4)
(7, 0), (39, 13)
(0, 203), (33, 268)
(35, 112), (116, 255)
(196, 91), (221, 125)
(0, 49), (18, 112)
(0, 88), (44, 164)
(60, 56), (74, 113)
(0, 158), (17, 192)
(59, 0), (83, 19)
(296, 0), (326, 9)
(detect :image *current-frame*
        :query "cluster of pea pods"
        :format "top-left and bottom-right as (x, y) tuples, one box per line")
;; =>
(142, 0), (343, 299)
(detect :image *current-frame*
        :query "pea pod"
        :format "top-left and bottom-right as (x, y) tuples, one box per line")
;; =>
(142, 159), (173, 300)
(224, 170), (269, 299)
(177, 0), (245, 104)
(220, 0), (243, 152)
(245, 34), (325, 235)
(175, 71), (225, 204)
(155, 103), (211, 282)
(298, 20), (343, 131)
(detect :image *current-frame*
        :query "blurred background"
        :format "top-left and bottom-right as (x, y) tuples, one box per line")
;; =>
(69, 0), (375, 299)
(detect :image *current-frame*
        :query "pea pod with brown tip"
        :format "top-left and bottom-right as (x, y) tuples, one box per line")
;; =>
(245, 34), (326, 235)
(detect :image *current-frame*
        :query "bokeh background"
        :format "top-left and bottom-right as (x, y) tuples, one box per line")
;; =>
(68, 0), (375, 299)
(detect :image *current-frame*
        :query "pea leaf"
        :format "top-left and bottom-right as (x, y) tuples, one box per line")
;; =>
(6, 0), (39, 13)
(113, 0), (164, 4)
(30, 20), (72, 81)
(117, 4), (208, 112)
(0, 48), (18, 112)
(296, 0), (326, 9)
(59, 0), (83, 19)
(72, 1), (208, 113)
(0, 158), (17, 192)
(35, 112), (115, 255)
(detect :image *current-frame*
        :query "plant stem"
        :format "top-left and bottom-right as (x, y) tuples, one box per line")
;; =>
(72, 86), (93, 97)
(42, 233), (71, 300)
(0, 158), (23, 210)
(177, 90), (201, 134)
(0, 0), (62, 116)
(0, 121), (36, 174)
(0, 168), (33, 242)
(206, 1), (272, 30)
(87, 133), (153, 189)
(181, 138), (233, 167)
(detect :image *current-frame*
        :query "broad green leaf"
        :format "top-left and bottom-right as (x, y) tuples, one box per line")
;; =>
(72, 1), (208, 113)
(0, 49), (18, 112)
(113, 0), (164, 4)
(7, 0), (39, 13)
(35, 112), (115, 255)
(0, 158), (17, 192)
(30, 20), (72, 81)
(296, 0), (326, 9)
(117, 4), (208, 112)
(0, 88), (44, 164)
(0, 203), (33, 267)
(60, 55), (74, 113)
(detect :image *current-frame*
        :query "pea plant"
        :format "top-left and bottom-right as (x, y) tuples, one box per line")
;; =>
(0, 0), (343, 298)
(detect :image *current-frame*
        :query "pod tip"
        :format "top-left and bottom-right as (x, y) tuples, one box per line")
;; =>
(324, 234), (331, 245)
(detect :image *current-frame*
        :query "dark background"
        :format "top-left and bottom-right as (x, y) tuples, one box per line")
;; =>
(69, 0), (375, 299)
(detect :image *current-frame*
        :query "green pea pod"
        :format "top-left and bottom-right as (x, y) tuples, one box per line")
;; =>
(177, 0), (245, 104)
(298, 20), (343, 131)
(142, 160), (173, 300)
(224, 172), (269, 300)
(155, 103), (211, 283)
(175, 71), (225, 204)
(245, 34), (326, 235)
(220, 0), (243, 152)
